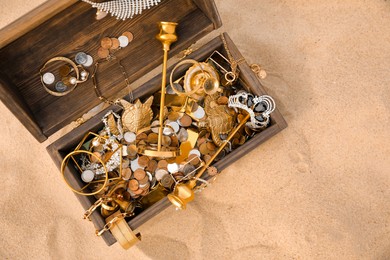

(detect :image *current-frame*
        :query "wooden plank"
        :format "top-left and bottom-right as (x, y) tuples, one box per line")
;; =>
(0, 0), (217, 141)
(0, 0), (77, 49)
(193, 0), (223, 29)
(0, 72), (47, 142)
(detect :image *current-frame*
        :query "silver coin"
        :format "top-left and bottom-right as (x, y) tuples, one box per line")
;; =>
(118, 35), (129, 47)
(124, 132), (136, 143)
(151, 120), (160, 134)
(146, 171), (153, 181)
(81, 170), (95, 183)
(155, 168), (168, 181)
(42, 72), (55, 85)
(55, 81), (67, 92)
(167, 163), (180, 174)
(168, 121), (180, 133)
(75, 52), (88, 65)
(193, 106), (205, 119)
(177, 128), (188, 142)
(189, 149), (201, 157)
(130, 157), (142, 171)
(182, 164), (196, 175)
(84, 55), (94, 67)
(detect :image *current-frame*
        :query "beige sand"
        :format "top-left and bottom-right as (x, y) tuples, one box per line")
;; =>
(0, 0), (389, 259)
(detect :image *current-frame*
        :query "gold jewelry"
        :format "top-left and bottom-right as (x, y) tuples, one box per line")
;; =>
(40, 56), (89, 96)
(169, 59), (220, 98)
(61, 150), (109, 196)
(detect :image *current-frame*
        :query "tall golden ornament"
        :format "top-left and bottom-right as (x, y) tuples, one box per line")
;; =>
(143, 22), (179, 158)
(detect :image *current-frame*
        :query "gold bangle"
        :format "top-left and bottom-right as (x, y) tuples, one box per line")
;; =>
(40, 56), (89, 96)
(61, 150), (109, 196)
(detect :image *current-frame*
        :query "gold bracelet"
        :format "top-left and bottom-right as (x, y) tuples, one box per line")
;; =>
(61, 150), (109, 196)
(40, 56), (89, 96)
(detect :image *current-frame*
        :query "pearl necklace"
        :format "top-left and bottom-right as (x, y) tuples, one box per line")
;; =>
(82, 0), (162, 20)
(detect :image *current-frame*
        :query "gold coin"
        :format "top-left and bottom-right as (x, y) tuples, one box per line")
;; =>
(157, 160), (168, 169)
(139, 181), (150, 191)
(168, 111), (180, 121)
(199, 142), (210, 155)
(147, 159), (158, 173)
(207, 166), (218, 176)
(133, 188), (144, 195)
(203, 154), (212, 163)
(179, 114), (192, 127)
(217, 96), (229, 105)
(197, 137), (206, 146)
(239, 135), (246, 145)
(170, 135), (179, 147)
(122, 167), (132, 180)
(127, 144), (138, 157)
(187, 154), (200, 166)
(139, 175), (150, 185)
(138, 156), (150, 168)
(134, 169), (146, 181)
(206, 142), (216, 151)
(122, 31), (134, 42)
(137, 133), (148, 141)
(147, 133), (158, 144)
(100, 37), (113, 49)
(59, 65), (71, 77)
(138, 140), (147, 146)
(122, 159), (130, 169)
(140, 189), (149, 196)
(97, 47), (109, 59)
(232, 138), (240, 147)
(110, 38), (120, 50)
(90, 151), (102, 163)
(162, 136), (171, 146)
(128, 179), (139, 191)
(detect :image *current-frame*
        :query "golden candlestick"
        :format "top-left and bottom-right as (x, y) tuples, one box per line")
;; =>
(167, 113), (251, 209)
(143, 22), (179, 158)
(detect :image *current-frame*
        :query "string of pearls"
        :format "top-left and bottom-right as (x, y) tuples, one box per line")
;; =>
(82, 0), (162, 20)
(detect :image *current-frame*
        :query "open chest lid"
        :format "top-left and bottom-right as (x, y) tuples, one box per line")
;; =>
(0, 0), (221, 143)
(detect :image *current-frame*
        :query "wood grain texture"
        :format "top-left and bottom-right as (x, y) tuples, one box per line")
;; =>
(47, 33), (287, 246)
(0, 72), (47, 142)
(0, 0), (219, 142)
(0, 0), (76, 49)
(193, 0), (223, 29)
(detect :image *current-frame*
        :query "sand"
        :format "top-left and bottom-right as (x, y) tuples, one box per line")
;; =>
(0, 0), (389, 259)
